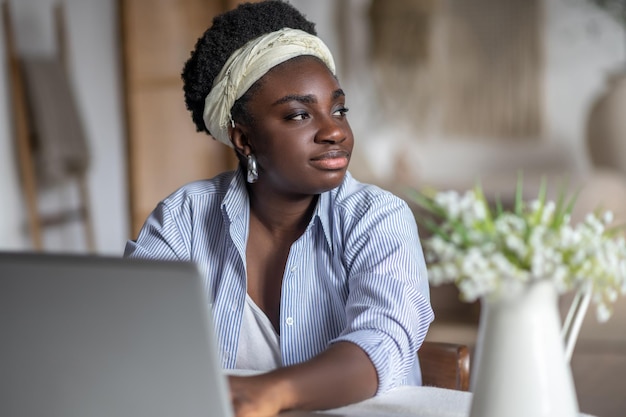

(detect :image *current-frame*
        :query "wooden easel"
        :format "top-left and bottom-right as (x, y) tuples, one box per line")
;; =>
(2, 1), (95, 252)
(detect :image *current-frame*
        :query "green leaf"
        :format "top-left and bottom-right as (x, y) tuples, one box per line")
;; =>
(451, 220), (470, 247)
(563, 188), (581, 216)
(495, 195), (504, 217)
(604, 222), (626, 237)
(531, 176), (548, 226)
(552, 182), (568, 229)
(406, 189), (450, 222)
(424, 217), (450, 240)
(552, 181), (579, 229)
(537, 175), (547, 204)
(515, 171), (524, 216)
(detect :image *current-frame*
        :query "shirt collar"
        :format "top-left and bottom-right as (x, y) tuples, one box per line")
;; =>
(221, 168), (249, 224)
(221, 166), (339, 254)
(313, 189), (335, 254)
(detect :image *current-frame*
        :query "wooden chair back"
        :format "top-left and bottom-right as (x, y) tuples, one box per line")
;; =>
(419, 341), (471, 391)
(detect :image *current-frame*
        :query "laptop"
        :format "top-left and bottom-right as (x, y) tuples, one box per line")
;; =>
(0, 252), (233, 417)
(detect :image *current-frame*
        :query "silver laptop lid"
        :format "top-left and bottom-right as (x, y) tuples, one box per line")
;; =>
(0, 252), (233, 417)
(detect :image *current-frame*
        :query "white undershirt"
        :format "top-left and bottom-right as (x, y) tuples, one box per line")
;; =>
(235, 294), (281, 371)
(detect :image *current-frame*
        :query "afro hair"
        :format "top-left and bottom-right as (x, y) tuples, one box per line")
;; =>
(181, 0), (317, 135)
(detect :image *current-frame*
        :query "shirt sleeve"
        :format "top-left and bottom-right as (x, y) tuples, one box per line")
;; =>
(332, 193), (434, 394)
(124, 201), (190, 261)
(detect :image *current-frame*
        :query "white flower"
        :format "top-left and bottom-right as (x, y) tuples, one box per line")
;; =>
(428, 265), (448, 286)
(505, 234), (528, 259)
(596, 303), (611, 323)
(434, 191), (462, 220)
(585, 213), (605, 235)
(412, 185), (626, 322)
(440, 262), (455, 278)
(472, 199), (488, 222)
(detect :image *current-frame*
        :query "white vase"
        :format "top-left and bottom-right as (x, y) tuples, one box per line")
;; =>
(469, 280), (579, 417)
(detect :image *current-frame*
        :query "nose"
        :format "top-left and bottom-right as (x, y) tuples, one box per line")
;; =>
(314, 116), (346, 144)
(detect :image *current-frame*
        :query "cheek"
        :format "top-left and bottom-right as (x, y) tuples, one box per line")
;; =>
(265, 143), (309, 169)
(259, 147), (313, 182)
(254, 129), (311, 160)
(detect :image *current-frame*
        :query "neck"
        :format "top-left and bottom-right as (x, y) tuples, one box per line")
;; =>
(248, 187), (318, 239)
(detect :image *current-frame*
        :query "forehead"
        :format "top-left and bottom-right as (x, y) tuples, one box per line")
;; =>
(266, 54), (335, 77)
(253, 55), (340, 99)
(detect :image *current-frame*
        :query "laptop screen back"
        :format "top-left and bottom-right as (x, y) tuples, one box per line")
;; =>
(0, 252), (233, 417)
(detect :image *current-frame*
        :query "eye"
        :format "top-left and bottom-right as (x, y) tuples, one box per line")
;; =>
(333, 107), (350, 117)
(286, 112), (309, 121)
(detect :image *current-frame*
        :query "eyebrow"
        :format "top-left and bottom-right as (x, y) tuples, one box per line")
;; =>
(332, 89), (346, 100)
(272, 89), (345, 106)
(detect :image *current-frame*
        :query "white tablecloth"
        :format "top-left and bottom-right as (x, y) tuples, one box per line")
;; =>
(320, 386), (470, 417)
(315, 386), (594, 417)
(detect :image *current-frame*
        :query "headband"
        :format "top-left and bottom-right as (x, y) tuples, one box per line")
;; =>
(202, 28), (336, 147)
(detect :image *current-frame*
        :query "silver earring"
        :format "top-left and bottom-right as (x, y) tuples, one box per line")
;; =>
(246, 154), (258, 183)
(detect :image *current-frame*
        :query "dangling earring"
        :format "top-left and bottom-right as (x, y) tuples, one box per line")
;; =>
(246, 154), (258, 183)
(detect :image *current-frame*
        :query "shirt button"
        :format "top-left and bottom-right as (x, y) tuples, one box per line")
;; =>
(290, 266), (297, 273)
(285, 317), (294, 326)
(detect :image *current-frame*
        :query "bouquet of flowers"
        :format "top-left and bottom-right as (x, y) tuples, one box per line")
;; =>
(409, 178), (626, 323)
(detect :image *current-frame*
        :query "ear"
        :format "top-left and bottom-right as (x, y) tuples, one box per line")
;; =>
(229, 123), (253, 157)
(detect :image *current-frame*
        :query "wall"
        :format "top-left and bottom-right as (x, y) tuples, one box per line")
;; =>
(0, 0), (128, 255)
(545, 0), (625, 171)
(293, 0), (626, 199)
(0, 0), (624, 254)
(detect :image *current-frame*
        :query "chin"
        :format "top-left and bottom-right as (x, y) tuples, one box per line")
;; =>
(314, 171), (347, 193)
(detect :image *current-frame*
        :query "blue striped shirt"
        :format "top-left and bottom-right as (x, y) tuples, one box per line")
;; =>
(124, 168), (434, 394)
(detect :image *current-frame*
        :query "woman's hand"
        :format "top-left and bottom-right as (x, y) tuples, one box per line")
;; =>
(228, 342), (377, 417)
(228, 373), (291, 417)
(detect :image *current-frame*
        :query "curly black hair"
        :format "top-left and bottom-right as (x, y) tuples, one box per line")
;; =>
(181, 0), (317, 135)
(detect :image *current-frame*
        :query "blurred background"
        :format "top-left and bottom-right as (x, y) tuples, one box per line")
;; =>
(1, 0), (625, 416)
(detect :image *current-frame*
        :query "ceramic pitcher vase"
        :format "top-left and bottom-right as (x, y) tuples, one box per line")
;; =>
(469, 280), (579, 417)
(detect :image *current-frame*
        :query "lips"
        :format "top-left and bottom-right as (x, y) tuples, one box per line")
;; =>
(310, 150), (350, 170)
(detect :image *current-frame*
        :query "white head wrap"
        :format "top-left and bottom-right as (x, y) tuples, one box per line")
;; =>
(202, 28), (336, 147)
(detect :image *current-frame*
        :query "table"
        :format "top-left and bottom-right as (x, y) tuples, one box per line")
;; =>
(313, 386), (594, 417)
(319, 386), (471, 417)
(227, 371), (594, 417)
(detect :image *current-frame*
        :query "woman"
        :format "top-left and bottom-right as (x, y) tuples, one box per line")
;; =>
(125, 1), (434, 416)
